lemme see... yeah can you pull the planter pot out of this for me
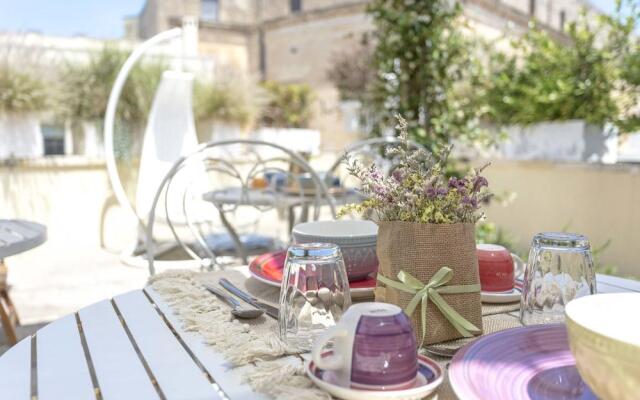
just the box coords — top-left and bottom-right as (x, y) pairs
(82, 120), (103, 157)
(499, 120), (617, 163)
(375, 221), (483, 345)
(0, 113), (43, 160)
(197, 120), (243, 142)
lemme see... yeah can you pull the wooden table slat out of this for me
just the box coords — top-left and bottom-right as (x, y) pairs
(0, 336), (31, 399)
(145, 287), (267, 400)
(78, 299), (160, 400)
(113, 290), (221, 400)
(37, 314), (95, 400)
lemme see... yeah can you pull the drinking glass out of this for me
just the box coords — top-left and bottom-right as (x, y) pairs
(520, 232), (596, 325)
(279, 243), (352, 351)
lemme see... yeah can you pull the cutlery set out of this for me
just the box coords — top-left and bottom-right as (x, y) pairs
(204, 279), (279, 320)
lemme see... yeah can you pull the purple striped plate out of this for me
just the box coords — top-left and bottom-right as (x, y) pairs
(449, 324), (597, 400)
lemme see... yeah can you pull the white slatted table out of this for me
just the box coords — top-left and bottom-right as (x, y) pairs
(0, 274), (638, 399)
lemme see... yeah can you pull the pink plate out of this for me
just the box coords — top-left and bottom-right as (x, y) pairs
(249, 250), (376, 298)
(449, 324), (596, 400)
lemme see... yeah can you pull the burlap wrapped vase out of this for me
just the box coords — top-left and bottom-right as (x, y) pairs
(375, 221), (483, 345)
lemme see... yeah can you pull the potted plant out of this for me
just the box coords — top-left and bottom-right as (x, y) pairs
(340, 116), (491, 345)
(0, 66), (48, 160)
(253, 81), (321, 158)
(194, 79), (253, 142)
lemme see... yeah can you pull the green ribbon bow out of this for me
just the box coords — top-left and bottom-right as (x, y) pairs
(377, 267), (481, 346)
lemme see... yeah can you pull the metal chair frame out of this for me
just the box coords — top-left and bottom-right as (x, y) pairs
(327, 136), (427, 177)
(146, 139), (336, 275)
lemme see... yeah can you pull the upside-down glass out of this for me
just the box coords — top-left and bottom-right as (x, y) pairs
(279, 243), (352, 351)
(520, 232), (596, 325)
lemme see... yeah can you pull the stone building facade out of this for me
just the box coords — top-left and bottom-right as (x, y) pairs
(127, 0), (594, 150)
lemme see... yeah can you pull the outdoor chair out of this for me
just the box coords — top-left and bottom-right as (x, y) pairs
(145, 139), (336, 275)
(102, 20), (205, 266)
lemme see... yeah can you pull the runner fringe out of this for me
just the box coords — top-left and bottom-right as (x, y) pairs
(244, 359), (331, 400)
(149, 270), (326, 400)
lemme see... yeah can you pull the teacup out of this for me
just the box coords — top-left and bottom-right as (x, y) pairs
(476, 244), (525, 292)
(311, 302), (417, 390)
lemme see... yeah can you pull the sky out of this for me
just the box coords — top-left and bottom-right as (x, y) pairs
(0, 0), (624, 39)
(0, 0), (146, 39)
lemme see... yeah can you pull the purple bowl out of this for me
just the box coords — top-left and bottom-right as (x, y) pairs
(351, 310), (418, 388)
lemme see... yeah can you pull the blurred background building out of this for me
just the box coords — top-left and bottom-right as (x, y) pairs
(127, 0), (594, 150)
(1, 0), (596, 158)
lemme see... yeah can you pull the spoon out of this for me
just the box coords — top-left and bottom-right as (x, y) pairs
(203, 284), (265, 319)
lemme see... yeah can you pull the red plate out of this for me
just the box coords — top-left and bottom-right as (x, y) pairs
(249, 250), (376, 298)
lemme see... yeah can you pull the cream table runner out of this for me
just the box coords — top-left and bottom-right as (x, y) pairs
(149, 267), (523, 400)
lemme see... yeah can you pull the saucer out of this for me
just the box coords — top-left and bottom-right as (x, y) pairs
(481, 287), (521, 303)
(306, 354), (443, 400)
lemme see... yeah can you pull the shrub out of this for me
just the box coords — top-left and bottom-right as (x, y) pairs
(193, 80), (252, 126)
(0, 67), (48, 114)
(259, 80), (313, 128)
(57, 46), (164, 124)
(366, 0), (489, 150)
(484, 3), (640, 133)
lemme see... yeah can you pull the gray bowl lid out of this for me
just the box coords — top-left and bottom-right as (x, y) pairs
(292, 220), (378, 246)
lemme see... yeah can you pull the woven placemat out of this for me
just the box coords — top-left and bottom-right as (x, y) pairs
(481, 301), (519, 315)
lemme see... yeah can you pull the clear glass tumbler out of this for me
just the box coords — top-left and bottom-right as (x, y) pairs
(278, 243), (352, 351)
(520, 232), (596, 325)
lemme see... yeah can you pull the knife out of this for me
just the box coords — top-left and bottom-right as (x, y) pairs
(219, 278), (279, 320)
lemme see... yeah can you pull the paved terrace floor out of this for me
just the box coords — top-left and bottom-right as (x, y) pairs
(0, 244), (148, 354)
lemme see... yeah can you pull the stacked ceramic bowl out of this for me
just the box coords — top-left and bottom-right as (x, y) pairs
(292, 220), (378, 281)
(565, 293), (640, 400)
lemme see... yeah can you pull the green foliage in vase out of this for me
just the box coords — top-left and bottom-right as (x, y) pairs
(484, 2), (640, 133)
(366, 0), (489, 150)
(259, 80), (313, 128)
(57, 46), (164, 124)
(340, 115), (492, 223)
(194, 80), (253, 126)
(0, 66), (48, 114)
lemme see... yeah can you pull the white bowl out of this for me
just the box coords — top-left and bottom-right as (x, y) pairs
(565, 293), (640, 400)
(292, 220), (378, 281)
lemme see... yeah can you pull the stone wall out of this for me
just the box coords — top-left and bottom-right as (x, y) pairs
(0, 158), (115, 249)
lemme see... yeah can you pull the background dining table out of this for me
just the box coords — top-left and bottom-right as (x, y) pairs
(203, 187), (362, 232)
(0, 268), (638, 400)
(0, 219), (47, 345)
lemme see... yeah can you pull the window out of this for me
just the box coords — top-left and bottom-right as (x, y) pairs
(290, 0), (302, 13)
(41, 124), (65, 156)
(201, 0), (219, 22)
(559, 10), (566, 29)
(529, 0), (536, 16)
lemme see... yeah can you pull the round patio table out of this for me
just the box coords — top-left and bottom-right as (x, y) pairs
(0, 272), (638, 400)
(0, 220), (47, 259)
